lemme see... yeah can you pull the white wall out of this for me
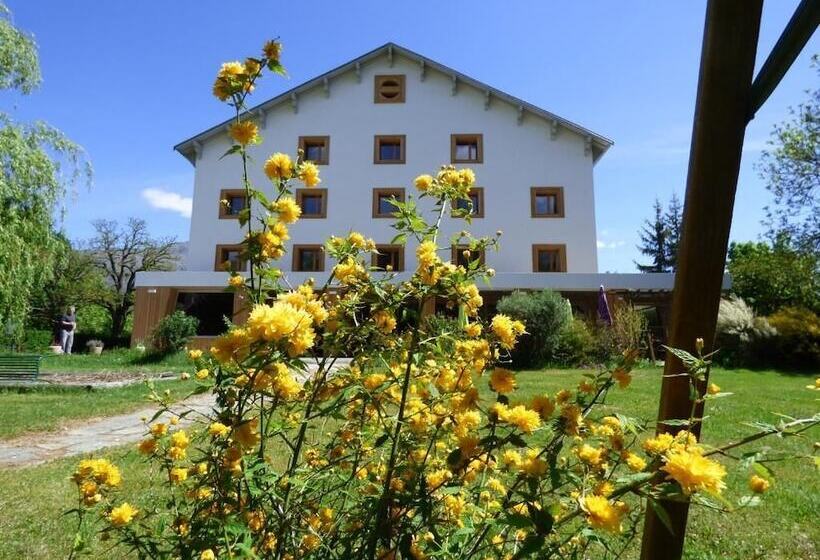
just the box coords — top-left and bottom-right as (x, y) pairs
(186, 53), (599, 274)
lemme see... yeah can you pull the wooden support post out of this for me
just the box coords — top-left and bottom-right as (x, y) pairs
(639, 2), (763, 559)
(420, 297), (436, 318)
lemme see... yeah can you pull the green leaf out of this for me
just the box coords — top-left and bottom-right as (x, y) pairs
(512, 534), (545, 558)
(501, 514), (532, 528)
(219, 145), (242, 160)
(649, 499), (675, 536)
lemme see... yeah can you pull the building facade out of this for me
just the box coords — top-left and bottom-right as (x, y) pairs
(133, 43), (688, 348)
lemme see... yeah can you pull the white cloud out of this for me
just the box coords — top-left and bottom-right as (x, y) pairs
(141, 188), (192, 218)
(597, 240), (625, 250)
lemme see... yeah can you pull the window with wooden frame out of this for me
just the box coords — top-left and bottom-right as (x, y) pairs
(371, 245), (405, 272)
(372, 188), (405, 218)
(374, 135), (406, 164)
(451, 134), (483, 163)
(298, 136), (330, 165)
(532, 244), (567, 272)
(530, 187), (565, 218)
(295, 188), (327, 218)
(292, 245), (325, 272)
(218, 189), (248, 219)
(453, 187), (484, 218)
(374, 75), (405, 103)
(214, 244), (247, 271)
(451, 244), (486, 268)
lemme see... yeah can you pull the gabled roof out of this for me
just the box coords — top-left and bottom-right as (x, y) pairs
(174, 42), (613, 164)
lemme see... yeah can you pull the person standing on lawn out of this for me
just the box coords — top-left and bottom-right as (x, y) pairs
(59, 306), (77, 354)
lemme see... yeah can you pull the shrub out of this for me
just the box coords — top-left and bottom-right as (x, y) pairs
(555, 317), (596, 366)
(714, 296), (775, 366)
(496, 289), (571, 367)
(20, 328), (53, 352)
(767, 307), (820, 369)
(68, 40), (818, 560)
(149, 311), (199, 355)
(592, 303), (648, 362)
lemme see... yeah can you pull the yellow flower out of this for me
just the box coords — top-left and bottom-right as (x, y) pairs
(491, 314), (525, 349)
(228, 275), (245, 288)
(464, 322), (482, 337)
(234, 418), (261, 449)
(209, 422), (230, 437)
(187, 349), (203, 360)
(262, 40), (281, 61)
(577, 444), (606, 468)
(169, 467), (189, 484)
(560, 404), (584, 436)
(109, 503), (138, 527)
(748, 474), (771, 493)
(415, 241), (441, 285)
(200, 549), (216, 560)
(373, 310), (397, 333)
(264, 152), (294, 181)
(642, 433), (674, 455)
(581, 495), (626, 533)
(624, 452), (647, 472)
(195, 368), (210, 380)
(137, 438), (157, 455)
(348, 231), (366, 248)
(489, 368), (516, 394)
(334, 258), (364, 285)
(301, 534), (321, 551)
(707, 383), (721, 395)
(520, 449), (547, 476)
(414, 174), (433, 192)
(363, 373), (387, 391)
(530, 395), (555, 419)
(244, 57), (261, 76)
(611, 368), (632, 388)
(661, 448), (726, 495)
(272, 197), (301, 224)
(298, 161), (321, 187)
(426, 468), (452, 490)
(168, 445), (187, 461)
(170, 430), (190, 449)
(212, 61), (244, 100)
(228, 120), (258, 145)
(149, 423), (168, 437)
(501, 405), (541, 434)
(246, 301), (316, 356)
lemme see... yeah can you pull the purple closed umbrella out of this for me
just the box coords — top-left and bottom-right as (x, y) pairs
(598, 285), (612, 326)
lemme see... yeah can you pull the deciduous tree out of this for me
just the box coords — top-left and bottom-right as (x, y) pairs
(0, 3), (90, 339)
(727, 239), (819, 315)
(89, 218), (178, 339)
(758, 55), (819, 253)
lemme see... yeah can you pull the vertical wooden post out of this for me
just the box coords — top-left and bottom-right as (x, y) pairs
(639, 1), (763, 559)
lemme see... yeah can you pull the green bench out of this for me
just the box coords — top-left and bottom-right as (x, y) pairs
(0, 354), (42, 383)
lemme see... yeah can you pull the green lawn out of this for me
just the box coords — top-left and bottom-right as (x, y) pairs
(39, 348), (190, 374)
(0, 379), (197, 440)
(0, 367), (816, 559)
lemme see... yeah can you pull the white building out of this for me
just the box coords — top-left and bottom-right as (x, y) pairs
(133, 43), (683, 347)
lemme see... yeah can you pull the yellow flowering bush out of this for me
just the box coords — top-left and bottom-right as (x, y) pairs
(69, 41), (820, 560)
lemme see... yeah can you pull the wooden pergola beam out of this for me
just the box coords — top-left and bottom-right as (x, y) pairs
(639, 1), (764, 559)
(748, 0), (820, 120)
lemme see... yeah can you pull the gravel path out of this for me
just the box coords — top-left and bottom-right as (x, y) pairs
(0, 394), (215, 469)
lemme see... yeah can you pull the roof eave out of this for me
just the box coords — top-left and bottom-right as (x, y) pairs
(174, 42), (614, 165)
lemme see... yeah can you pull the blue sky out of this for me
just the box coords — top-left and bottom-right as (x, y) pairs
(4, 1), (818, 272)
